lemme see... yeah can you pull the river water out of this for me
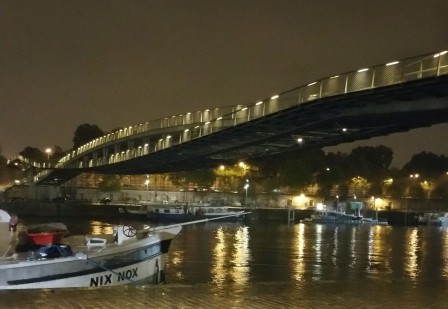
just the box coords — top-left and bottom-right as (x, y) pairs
(3, 217), (448, 308)
(11, 217), (448, 284)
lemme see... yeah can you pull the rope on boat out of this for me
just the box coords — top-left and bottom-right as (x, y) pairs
(148, 211), (252, 232)
(1, 245), (12, 258)
(76, 212), (251, 283)
(83, 256), (136, 284)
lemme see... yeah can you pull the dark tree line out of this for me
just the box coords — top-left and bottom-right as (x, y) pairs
(167, 146), (448, 201)
(0, 123), (104, 185)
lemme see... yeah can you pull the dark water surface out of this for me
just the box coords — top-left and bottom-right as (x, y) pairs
(14, 218), (448, 284)
(3, 217), (448, 308)
(166, 221), (448, 285)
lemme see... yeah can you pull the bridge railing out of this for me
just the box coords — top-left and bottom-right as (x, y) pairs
(36, 50), (448, 177)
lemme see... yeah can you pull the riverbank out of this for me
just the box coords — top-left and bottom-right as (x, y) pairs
(0, 201), (426, 225)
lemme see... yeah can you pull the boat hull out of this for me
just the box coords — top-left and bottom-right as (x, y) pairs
(1, 255), (166, 289)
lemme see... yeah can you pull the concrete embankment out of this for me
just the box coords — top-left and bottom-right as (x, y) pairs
(0, 202), (125, 218)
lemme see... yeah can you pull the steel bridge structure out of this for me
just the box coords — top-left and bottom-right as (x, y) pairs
(10, 50), (448, 185)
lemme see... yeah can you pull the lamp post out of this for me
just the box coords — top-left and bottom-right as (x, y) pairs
(154, 175), (158, 202)
(244, 179), (249, 207)
(144, 178), (150, 201)
(45, 148), (52, 161)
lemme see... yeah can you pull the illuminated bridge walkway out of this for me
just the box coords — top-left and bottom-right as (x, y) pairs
(13, 50), (448, 185)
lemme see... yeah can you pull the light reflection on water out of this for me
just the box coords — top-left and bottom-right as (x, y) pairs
(406, 228), (420, 279)
(88, 220), (115, 236)
(5, 218), (448, 288)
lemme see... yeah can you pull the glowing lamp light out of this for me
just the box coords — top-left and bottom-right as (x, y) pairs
(316, 203), (324, 211)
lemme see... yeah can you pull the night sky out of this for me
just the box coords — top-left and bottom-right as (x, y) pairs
(1, 1), (447, 167)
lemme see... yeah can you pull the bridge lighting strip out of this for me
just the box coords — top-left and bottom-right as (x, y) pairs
(386, 61), (399, 66)
(434, 51), (447, 57)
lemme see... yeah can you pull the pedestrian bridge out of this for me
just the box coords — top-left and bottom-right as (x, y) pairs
(11, 50), (448, 185)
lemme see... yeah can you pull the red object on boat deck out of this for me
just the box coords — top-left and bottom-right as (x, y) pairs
(26, 223), (68, 245)
(27, 231), (67, 245)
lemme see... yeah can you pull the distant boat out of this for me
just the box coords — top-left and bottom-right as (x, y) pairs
(419, 212), (448, 227)
(302, 208), (387, 225)
(118, 204), (152, 218)
(147, 202), (246, 222)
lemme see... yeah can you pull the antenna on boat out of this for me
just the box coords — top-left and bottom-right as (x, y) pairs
(148, 211), (251, 232)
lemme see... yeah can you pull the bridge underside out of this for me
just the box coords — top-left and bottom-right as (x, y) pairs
(41, 75), (448, 185)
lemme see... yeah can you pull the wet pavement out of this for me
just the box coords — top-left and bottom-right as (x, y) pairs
(2, 280), (448, 308)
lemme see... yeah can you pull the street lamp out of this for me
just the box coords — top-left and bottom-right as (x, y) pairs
(45, 148), (52, 161)
(371, 196), (379, 221)
(144, 178), (150, 201)
(244, 179), (249, 207)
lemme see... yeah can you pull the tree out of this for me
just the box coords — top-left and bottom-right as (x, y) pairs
(386, 178), (407, 199)
(214, 163), (250, 192)
(346, 146), (393, 181)
(317, 151), (349, 198)
(350, 176), (370, 197)
(97, 175), (122, 192)
(0, 152), (8, 184)
(72, 124), (104, 149)
(169, 169), (215, 190)
(19, 147), (45, 162)
(432, 177), (448, 199)
(408, 182), (426, 199)
(50, 146), (66, 162)
(278, 158), (313, 191)
(403, 152), (448, 179)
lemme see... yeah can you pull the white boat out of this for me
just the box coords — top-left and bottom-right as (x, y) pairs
(417, 213), (431, 225)
(0, 211), (181, 289)
(0, 209), (249, 290)
(118, 204), (152, 218)
(195, 205), (246, 221)
(426, 212), (448, 226)
(147, 202), (246, 222)
(302, 207), (387, 225)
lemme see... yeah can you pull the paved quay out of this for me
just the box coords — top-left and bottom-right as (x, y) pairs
(2, 280), (448, 309)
